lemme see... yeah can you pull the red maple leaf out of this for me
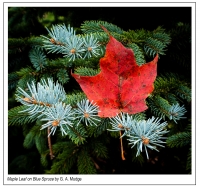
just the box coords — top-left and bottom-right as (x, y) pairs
(72, 32), (158, 118)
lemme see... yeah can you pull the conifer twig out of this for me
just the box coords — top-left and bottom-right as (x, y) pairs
(119, 130), (126, 160)
(91, 157), (100, 170)
(48, 127), (54, 159)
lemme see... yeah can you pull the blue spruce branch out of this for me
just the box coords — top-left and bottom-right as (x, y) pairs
(41, 24), (101, 61)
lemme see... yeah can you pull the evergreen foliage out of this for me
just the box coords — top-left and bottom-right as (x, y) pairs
(77, 148), (97, 174)
(8, 11), (191, 174)
(166, 131), (191, 148)
(8, 105), (37, 126)
(166, 123), (191, 173)
(81, 20), (124, 34)
(29, 47), (47, 71)
(168, 23), (191, 69)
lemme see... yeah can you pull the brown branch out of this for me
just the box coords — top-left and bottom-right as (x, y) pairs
(48, 127), (54, 160)
(119, 130), (126, 160)
(91, 158), (100, 170)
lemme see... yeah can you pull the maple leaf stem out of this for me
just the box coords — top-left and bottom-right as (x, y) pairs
(100, 25), (111, 36)
(119, 130), (126, 161)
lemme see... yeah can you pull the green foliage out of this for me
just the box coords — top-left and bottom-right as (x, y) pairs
(144, 27), (171, 57)
(81, 20), (124, 34)
(46, 142), (78, 174)
(166, 132), (191, 148)
(74, 67), (100, 76)
(186, 147), (191, 173)
(87, 118), (111, 137)
(29, 47), (47, 71)
(47, 154), (77, 174)
(8, 72), (20, 90)
(40, 153), (49, 168)
(8, 105), (37, 126)
(23, 130), (37, 149)
(8, 37), (44, 54)
(77, 148), (97, 174)
(166, 123), (191, 173)
(23, 121), (46, 149)
(131, 148), (145, 166)
(121, 26), (171, 57)
(147, 73), (191, 123)
(148, 96), (187, 123)
(148, 95), (171, 120)
(176, 85), (191, 102)
(122, 29), (148, 43)
(127, 43), (145, 65)
(8, 15), (191, 174)
(153, 73), (190, 96)
(168, 23), (191, 69)
(90, 139), (108, 159)
(35, 135), (48, 154)
(64, 92), (86, 107)
(67, 124), (88, 145)
(87, 32), (109, 45)
(131, 112), (147, 121)
(56, 69), (70, 84)
(52, 141), (76, 156)
(144, 37), (167, 56)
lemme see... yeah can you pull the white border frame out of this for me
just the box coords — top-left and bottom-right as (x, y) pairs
(2, 1), (198, 186)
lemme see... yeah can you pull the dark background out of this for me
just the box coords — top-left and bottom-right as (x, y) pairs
(56, 7), (191, 30)
(8, 7), (191, 36)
